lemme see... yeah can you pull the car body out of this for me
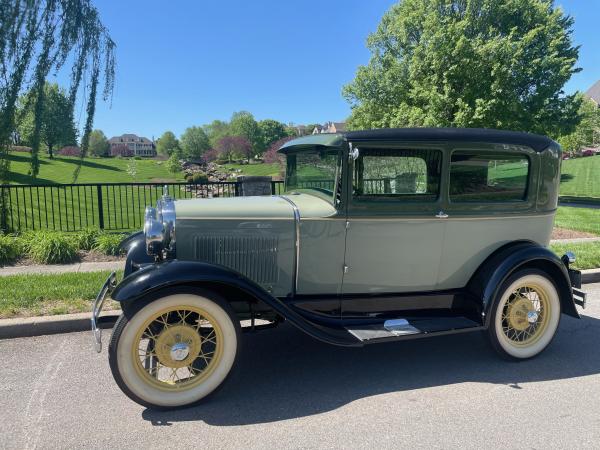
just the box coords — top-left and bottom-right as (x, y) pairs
(93, 128), (586, 409)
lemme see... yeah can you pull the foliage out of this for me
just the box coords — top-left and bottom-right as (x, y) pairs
(263, 136), (294, 165)
(557, 97), (600, 153)
(230, 111), (261, 157)
(186, 172), (209, 184)
(0, 270), (122, 319)
(88, 129), (110, 156)
(9, 146), (31, 153)
(180, 126), (210, 159)
(110, 144), (134, 157)
(0, 234), (20, 265)
(94, 232), (126, 256)
(343, 0), (581, 137)
(156, 131), (180, 156)
(58, 146), (82, 157)
(203, 120), (231, 148)
(126, 159), (138, 180)
(0, 0), (115, 184)
(201, 148), (220, 164)
(257, 119), (291, 154)
(74, 228), (101, 251)
(215, 136), (252, 163)
(166, 153), (181, 174)
(27, 232), (78, 264)
(17, 83), (78, 159)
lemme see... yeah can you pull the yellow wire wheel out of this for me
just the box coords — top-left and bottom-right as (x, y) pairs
(110, 293), (239, 408)
(492, 271), (560, 359)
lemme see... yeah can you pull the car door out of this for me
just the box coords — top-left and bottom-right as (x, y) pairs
(341, 143), (447, 317)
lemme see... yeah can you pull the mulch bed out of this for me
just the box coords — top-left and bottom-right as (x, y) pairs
(551, 227), (599, 240)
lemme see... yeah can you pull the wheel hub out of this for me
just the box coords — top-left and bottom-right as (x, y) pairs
(507, 297), (536, 331)
(155, 324), (201, 369)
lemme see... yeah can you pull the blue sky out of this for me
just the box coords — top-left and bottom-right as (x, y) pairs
(55, 0), (600, 140)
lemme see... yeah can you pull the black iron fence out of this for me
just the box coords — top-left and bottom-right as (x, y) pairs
(0, 180), (285, 232)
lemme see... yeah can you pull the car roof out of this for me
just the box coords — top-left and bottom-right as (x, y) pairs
(279, 128), (556, 153)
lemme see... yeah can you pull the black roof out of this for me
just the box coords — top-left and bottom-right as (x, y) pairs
(344, 128), (555, 152)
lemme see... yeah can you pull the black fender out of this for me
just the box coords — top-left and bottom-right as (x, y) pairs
(119, 231), (154, 277)
(111, 259), (361, 347)
(468, 241), (579, 327)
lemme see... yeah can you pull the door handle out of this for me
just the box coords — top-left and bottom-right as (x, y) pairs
(435, 211), (449, 219)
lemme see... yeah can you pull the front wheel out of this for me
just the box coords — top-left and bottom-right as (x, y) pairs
(488, 269), (561, 360)
(108, 292), (240, 409)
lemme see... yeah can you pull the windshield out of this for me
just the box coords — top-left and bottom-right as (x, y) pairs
(284, 148), (341, 203)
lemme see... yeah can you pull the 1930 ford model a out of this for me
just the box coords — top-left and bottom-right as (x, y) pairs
(93, 128), (586, 409)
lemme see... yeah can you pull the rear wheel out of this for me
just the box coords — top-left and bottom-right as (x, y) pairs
(488, 269), (561, 360)
(108, 292), (240, 409)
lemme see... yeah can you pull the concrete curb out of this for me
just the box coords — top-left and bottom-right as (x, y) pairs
(0, 260), (125, 277)
(582, 269), (600, 285)
(0, 310), (120, 340)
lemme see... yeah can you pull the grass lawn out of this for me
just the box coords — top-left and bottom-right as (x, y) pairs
(560, 156), (600, 198)
(555, 207), (600, 235)
(549, 242), (600, 270)
(220, 162), (282, 178)
(6, 152), (185, 185)
(0, 270), (122, 319)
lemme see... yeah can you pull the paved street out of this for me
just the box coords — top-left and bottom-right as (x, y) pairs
(2, 285), (600, 450)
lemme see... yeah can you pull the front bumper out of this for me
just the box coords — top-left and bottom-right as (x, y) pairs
(91, 271), (118, 353)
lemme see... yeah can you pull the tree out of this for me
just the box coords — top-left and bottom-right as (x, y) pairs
(263, 136), (294, 164)
(557, 97), (600, 153)
(18, 83), (78, 158)
(343, 0), (582, 137)
(156, 131), (180, 156)
(203, 120), (230, 148)
(88, 130), (110, 156)
(166, 153), (180, 174)
(180, 126), (210, 159)
(0, 0), (115, 180)
(258, 119), (291, 153)
(215, 136), (252, 163)
(230, 111), (261, 155)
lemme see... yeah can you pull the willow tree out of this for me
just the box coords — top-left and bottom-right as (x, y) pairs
(0, 0), (116, 183)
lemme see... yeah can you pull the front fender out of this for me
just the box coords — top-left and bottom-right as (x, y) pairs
(112, 260), (360, 347)
(468, 241), (579, 326)
(119, 231), (154, 277)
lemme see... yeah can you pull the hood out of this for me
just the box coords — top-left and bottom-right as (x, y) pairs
(174, 193), (337, 220)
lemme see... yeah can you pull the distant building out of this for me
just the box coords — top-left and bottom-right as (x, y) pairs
(585, 80), (600, 106)
(108, 134), (156, 157)
(312, 121), (347, 135)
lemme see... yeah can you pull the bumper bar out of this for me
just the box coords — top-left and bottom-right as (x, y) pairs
(91, 271), (117, 353)
(573, 288), (587, 309)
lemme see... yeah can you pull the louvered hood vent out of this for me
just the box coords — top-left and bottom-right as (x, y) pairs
(193, 234), (279, 284)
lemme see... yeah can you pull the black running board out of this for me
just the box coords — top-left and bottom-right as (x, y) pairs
(345, 316), (483, 343)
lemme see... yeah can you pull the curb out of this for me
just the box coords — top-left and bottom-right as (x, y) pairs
(2, 272), (600, 340)
(0, 310), (120, 340)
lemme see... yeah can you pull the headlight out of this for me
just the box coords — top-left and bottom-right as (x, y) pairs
(143, 188), (176, 257)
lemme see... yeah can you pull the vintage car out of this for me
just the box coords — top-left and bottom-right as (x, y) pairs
(93, 128), (587, 409)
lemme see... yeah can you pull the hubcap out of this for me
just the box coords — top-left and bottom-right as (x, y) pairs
(501, 284), (550, 347)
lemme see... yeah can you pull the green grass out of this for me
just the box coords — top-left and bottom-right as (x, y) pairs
(555, 206), (600, 235)
(0, 270), (122, 318)
(220, 162), (282, 178)
(560, 156), (600, 198)
(6, 152), (185, 185)
(550, 242), (600, 270)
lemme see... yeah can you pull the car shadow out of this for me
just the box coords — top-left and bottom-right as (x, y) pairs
(142, 313), (600, 427)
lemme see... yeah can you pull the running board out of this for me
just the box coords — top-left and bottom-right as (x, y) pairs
(346, 316), (482, 343)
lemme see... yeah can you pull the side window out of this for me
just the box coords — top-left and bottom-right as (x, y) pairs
(449, 152), (529, 202)
(353, 148), (442, 202)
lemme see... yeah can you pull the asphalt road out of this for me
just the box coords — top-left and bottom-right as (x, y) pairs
(2, 286), (600, 450)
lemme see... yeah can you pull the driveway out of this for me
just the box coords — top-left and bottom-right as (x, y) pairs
(2, 284), (600, 449)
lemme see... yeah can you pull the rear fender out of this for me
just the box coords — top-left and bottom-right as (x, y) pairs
(111, 260), (360, 347)
(467, 241), (579, 327)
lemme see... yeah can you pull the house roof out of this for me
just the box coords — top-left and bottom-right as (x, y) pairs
(279, 128), (556, 153)
(585, 80), (600, 104)
(108, 134), (153, 143)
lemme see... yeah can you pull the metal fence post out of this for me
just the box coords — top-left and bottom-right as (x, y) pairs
(96, 184), (105, 229)
(0, 185), (7, 232)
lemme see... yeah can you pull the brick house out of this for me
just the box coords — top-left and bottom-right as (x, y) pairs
(108, 134), (156, 157)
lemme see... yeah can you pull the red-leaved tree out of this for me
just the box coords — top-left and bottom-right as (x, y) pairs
(263, 136), (293, 164)
(201, 148), (219, 164)
(215, 136), (252, 163)
(110, 144), (134, 157)
(58, 146), (82, 157)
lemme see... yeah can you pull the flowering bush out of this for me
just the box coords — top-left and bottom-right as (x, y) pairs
(58, 146), (82, 156)
(110, 144), (134, 157)
(201, 148), (219, 164)
(263, 136), (293, 164)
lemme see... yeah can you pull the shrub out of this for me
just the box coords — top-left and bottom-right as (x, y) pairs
(94, 232), (126, 256)
(0, 234), (20, 265)
(186, 172), (208, 184)
(75, 228), (101, 251)
(58, 146), (82, 156)
(110, 144), (134, 157)
(28, 231), (78, 264)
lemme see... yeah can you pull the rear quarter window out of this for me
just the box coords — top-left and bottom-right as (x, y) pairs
(449, 152), (529, 202)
